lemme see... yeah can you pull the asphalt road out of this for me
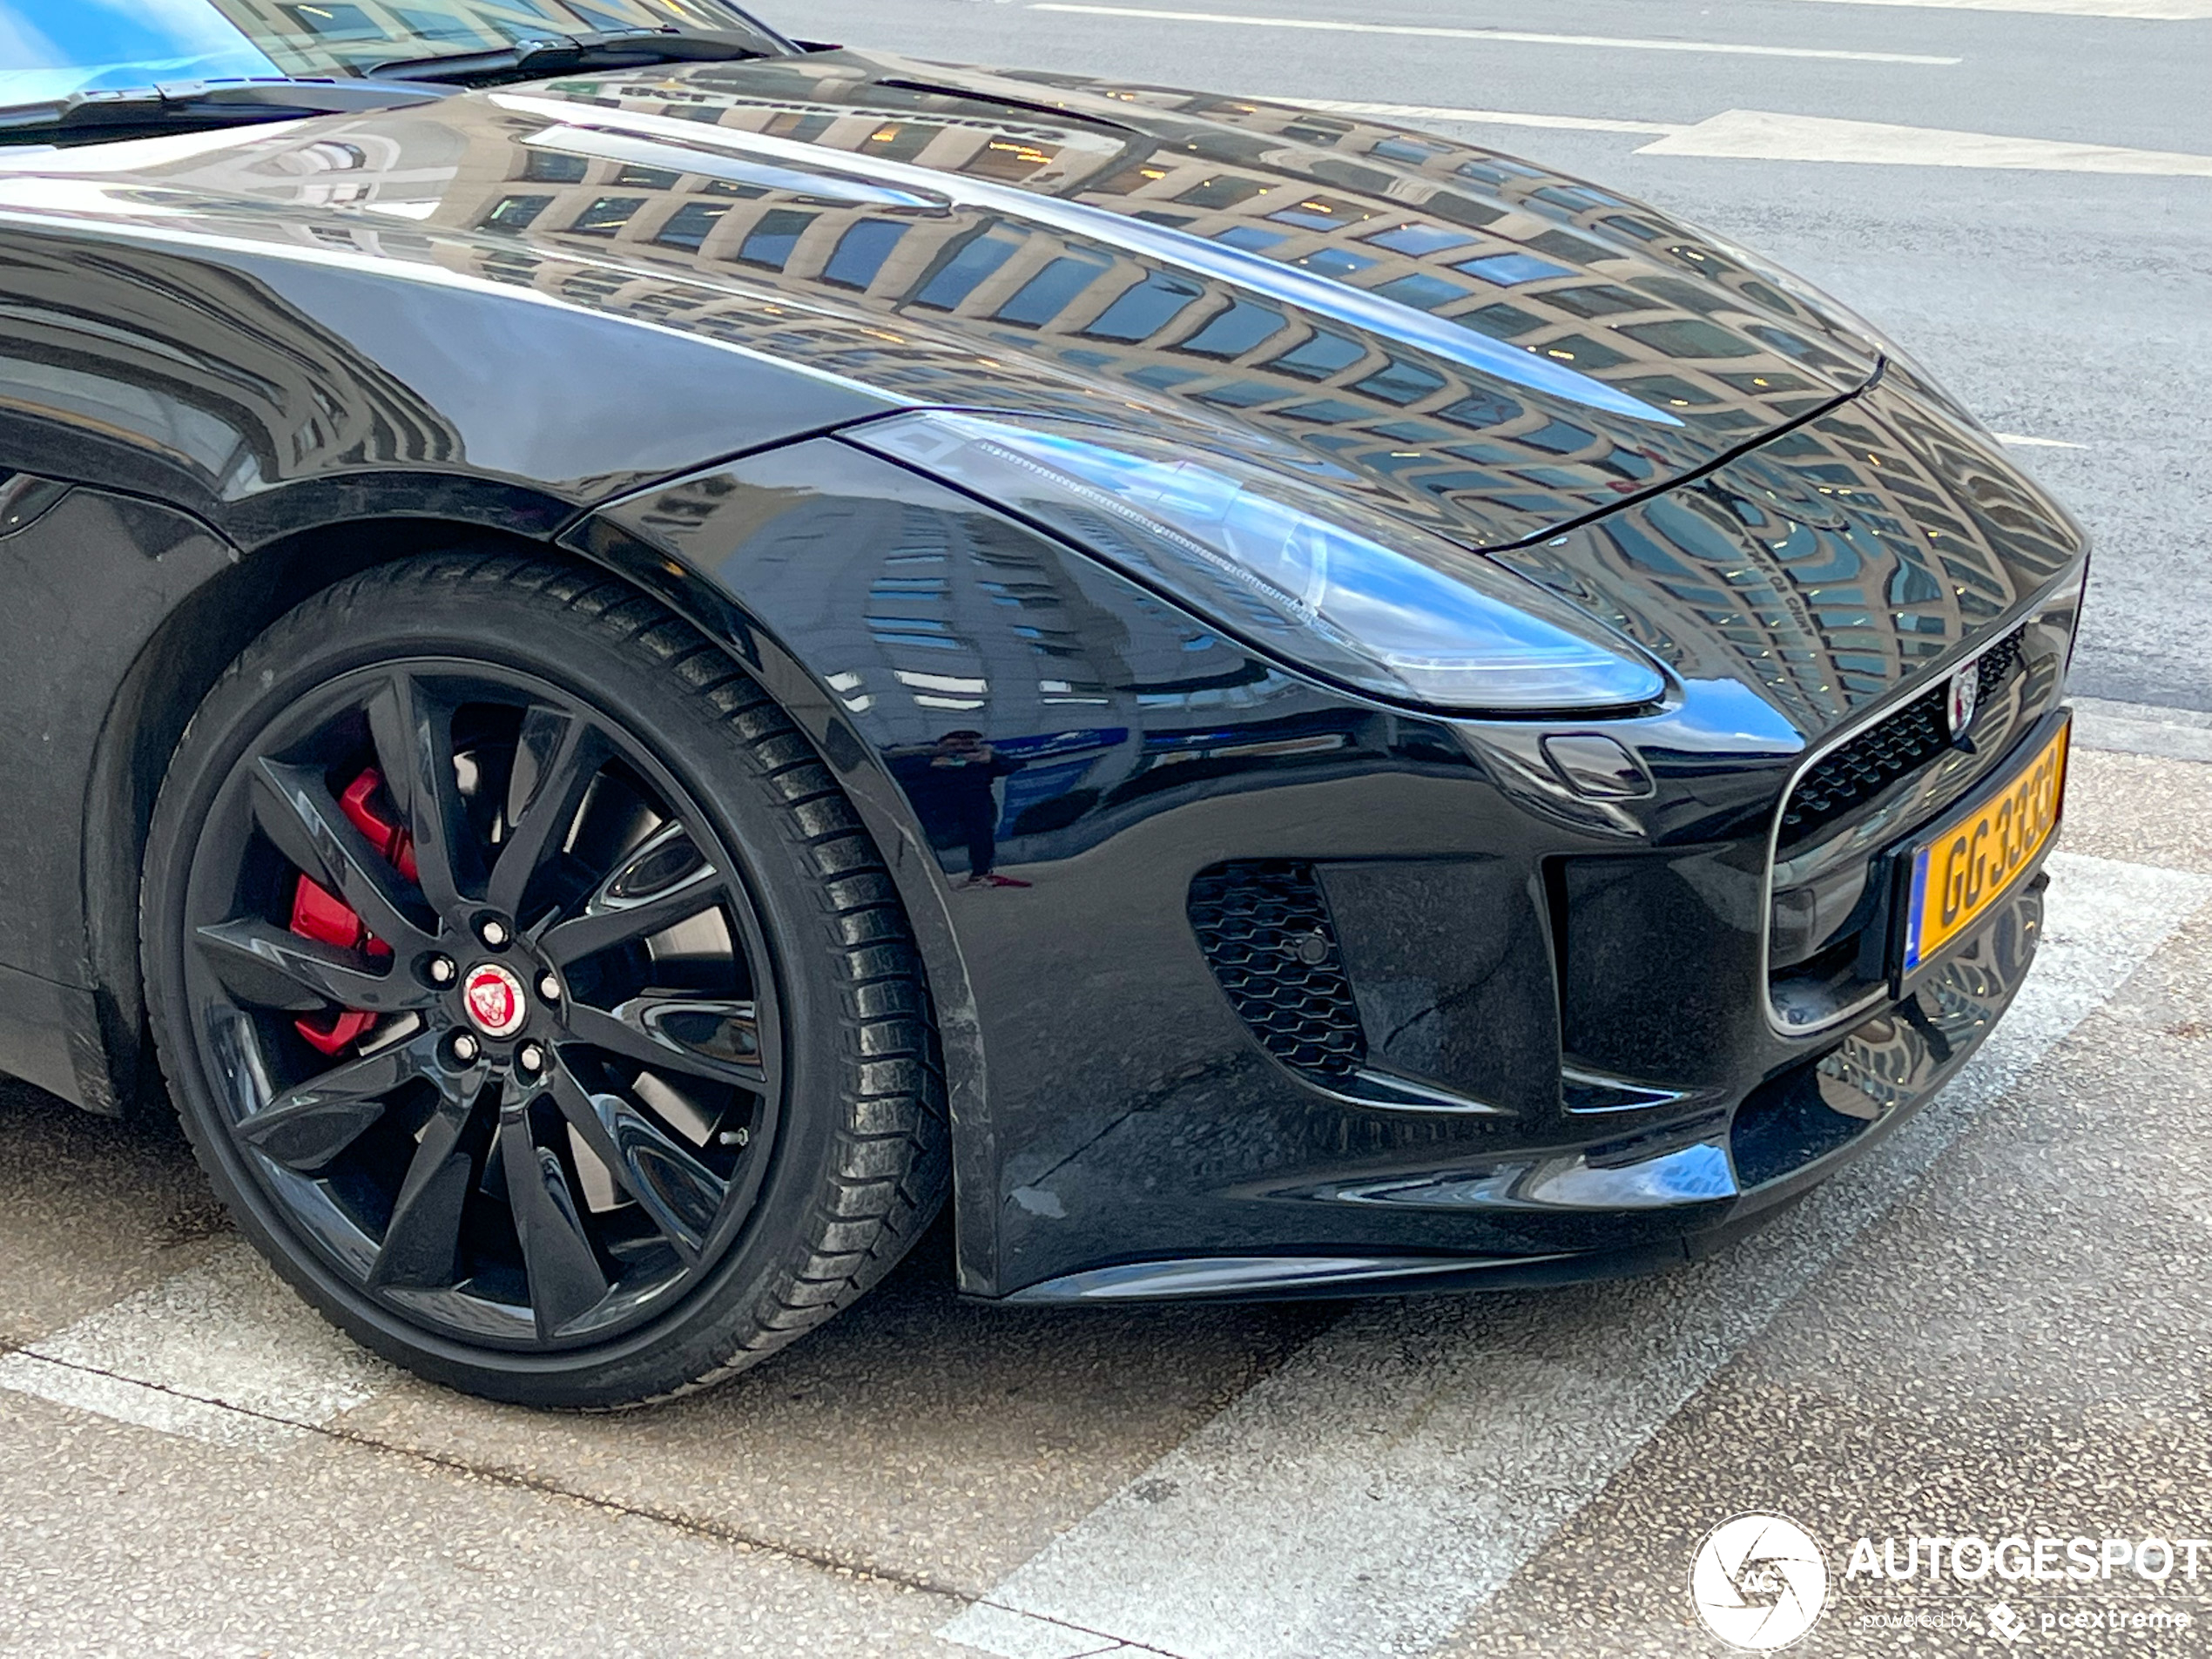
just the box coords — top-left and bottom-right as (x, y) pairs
(5, 5), (2212, 1656)
(751, 0), (2212, 716)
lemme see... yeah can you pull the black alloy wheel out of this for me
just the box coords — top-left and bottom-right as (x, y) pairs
(142, 555), (948, 1406)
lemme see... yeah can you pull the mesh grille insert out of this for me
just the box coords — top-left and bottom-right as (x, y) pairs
(1188, 861), (1365, 1082)
(1777, 625), (2026, 850)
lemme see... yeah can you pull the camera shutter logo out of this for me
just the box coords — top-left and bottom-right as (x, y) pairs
(1689, 1514), (1830, 1650)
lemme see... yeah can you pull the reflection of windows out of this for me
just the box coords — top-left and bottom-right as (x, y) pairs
(1264, 330), (1366, 381)
(1268, 195), (1371, 231)
(1277, 397), (1370, 423)
(736, 209), (815, 269)
(962, 138), (1061, 182)
(1526, 229), (1608, 263)
(654, 200), (730, 252)
(1518, 418), (1599, 455)
(1366, 222), (1477, 258)
(1548, 284), (1649, 320)
(994, 253), (1111, 326)
(1352, 358), (1446, 406)
(1176, 175), (1265, 209)
(1372, 273), (1462, 311)
(1456, 252), (1573, 287)
(393, 8), (482, 41)
(765, 112), (834, 142)
(1457, 302), (1541, 339)
(1088, 164), (1169, 196)
(1532, 185), (1620, 212)
(1457, 157), (1545, 185)
(523, 150), (589, 185)
(481, 194), (551, 231)
(1294, 246), (1374, 278)
(913, 233), (1021, 309)
(616, 165), (682, 190)
(1619, 374), (1717, 408)
(1178, 300), (1286, 359)
(822, 220), (910, 290)
(1530, 334), (1629, 371)
(1619, 318), (1759, 359)
(1438, 389), (1521, 428)
(1082, 272), (1202, 341)
(1372, 136), (1451, 164)
(1213, 224), (1286, 253)
(1716, 369), (1813, 395)
(1192, 381), (1278, 408)
(861, 123), (935, 163)
(569, 196), (645, 236)
(280, 3), (377, 39)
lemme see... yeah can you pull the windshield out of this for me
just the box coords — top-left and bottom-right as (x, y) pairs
(0, 0), (790, 105)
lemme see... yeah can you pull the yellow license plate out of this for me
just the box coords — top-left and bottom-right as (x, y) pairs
(1902, 719), (2070, 973)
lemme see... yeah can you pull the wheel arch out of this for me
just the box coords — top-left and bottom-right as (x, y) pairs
(79, 501), (988, 1285)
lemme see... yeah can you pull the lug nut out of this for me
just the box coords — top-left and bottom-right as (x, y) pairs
(452, 1032), (481, 1064)
(427, 954), (455, 985)
(536, 972), (562, 1002)
(478, 917), (510, 948)
(516, 1041), (545, 1076)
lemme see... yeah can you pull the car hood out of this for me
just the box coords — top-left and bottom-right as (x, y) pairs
(0, 48), (1895, 556)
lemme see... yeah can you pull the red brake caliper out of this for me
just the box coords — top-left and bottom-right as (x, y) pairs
(288, 769), (418, 1056)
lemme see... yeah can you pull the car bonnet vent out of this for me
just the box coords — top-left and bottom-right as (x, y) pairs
(1188, 860), (1365, 1082)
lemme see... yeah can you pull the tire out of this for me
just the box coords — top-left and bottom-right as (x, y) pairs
(140, 551), (948, 1407)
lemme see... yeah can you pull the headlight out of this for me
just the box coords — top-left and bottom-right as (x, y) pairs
(846, 411), (1667, 714)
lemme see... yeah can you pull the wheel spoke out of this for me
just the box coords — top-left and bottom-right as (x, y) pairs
(546, 1063), (727, 1264)
(367, 671), (478, 917)
(563, 995), (767, 1089)
(538, 820), (725, 967)
(251, 759), (436, 953)
(232, 1029), (438, 1170)
(499, 1108), (610, 1338)
(368, 1068), (490, 1290)
(487, 705), (608, 921)
(195, 920), (432, 1015)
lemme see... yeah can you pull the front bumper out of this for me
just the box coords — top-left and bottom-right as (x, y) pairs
(1007, 860), (2045, 1303)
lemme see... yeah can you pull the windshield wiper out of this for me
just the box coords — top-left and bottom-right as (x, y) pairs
(0, 78), (455, 140)
(368, 27), (774, 86)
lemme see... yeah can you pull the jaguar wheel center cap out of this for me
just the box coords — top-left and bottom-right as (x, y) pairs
(461, 961), (529, 1039)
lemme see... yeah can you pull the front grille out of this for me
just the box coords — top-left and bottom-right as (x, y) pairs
(1188, 860), (1366, 1082)
(1777, 625), (2025, 849)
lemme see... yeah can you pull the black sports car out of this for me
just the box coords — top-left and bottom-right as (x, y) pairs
(0, 0), (2082, 1406)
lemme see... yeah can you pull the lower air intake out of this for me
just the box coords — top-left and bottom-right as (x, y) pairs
(1188, 860), (1365, 1083)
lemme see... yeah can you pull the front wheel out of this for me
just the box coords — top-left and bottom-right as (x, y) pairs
(140, 553), (947, 1407)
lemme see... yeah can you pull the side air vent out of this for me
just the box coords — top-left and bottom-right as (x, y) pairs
(1777, 624), (2025, 850)
(1188, 860), (1365, 1083)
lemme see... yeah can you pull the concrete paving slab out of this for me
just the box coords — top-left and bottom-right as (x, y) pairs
(0, 1386), (967, 1659)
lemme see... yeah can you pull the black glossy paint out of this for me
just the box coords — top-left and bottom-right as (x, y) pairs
(0, 42), (2087, 1302)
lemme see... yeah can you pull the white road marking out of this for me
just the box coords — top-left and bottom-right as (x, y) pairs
(1638, 109), (2212, 175)
(1993, 431), (2088, 447)
(0, 1240), (390, 1452)
(944, 852), (2211, 1659)
(2072, 698), (2212, 763)
(1783, 0), (2212, 18)
(1280, 98), (2205, 179)
(1029, 5), (1963, 63)
(1294, 98), (1682, 136)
